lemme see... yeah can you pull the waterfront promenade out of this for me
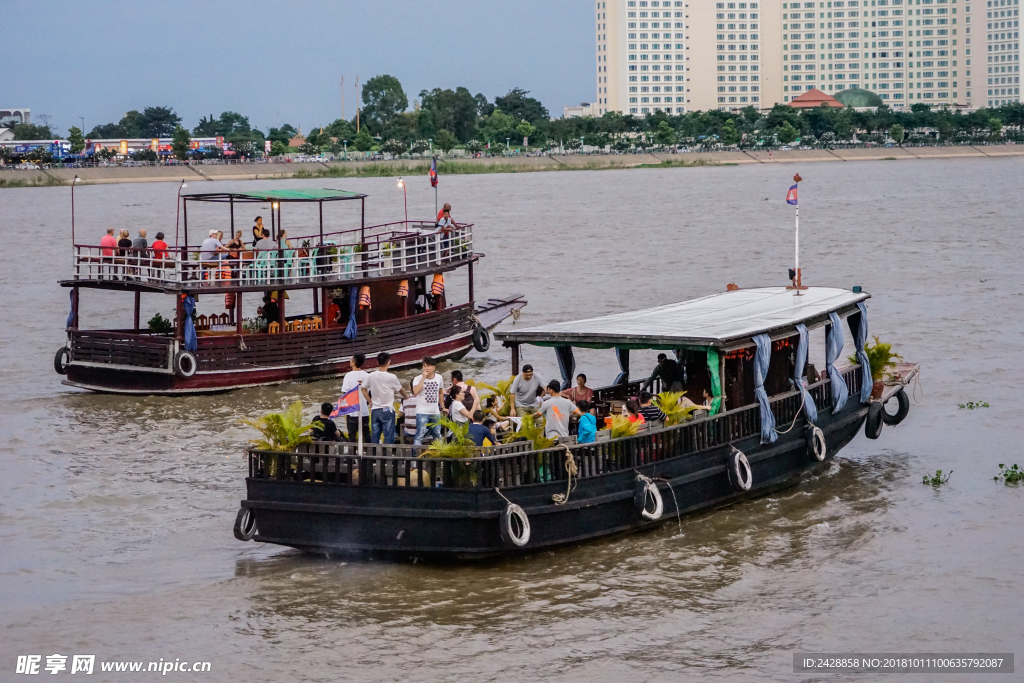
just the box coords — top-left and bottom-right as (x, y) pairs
(4, 143), (1024, 186)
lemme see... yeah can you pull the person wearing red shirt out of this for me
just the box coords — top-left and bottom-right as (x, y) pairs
(151, 232), (169, 260)
(99, 227), (117, 256)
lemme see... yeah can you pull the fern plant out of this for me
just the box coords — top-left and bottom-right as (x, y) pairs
(421, 415), (475, 459)
(503, 412), (557, 450)
(242, 401), (314, 452)
(654, 391), (702, 426)
(848, 335), (904, 381)
(468, 376), (515, 416)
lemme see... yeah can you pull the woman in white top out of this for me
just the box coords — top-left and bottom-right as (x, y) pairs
(447, 384), (478, 424)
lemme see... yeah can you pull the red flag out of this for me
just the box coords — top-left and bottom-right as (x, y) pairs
(429, 156), (438, 187)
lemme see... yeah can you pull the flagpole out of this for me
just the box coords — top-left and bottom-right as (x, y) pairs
(791, 172), (803, 295)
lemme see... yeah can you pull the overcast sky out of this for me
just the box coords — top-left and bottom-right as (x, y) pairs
(6, 0), (594, 135)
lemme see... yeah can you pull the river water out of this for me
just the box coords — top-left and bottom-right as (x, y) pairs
(1, 159), (1022, 681)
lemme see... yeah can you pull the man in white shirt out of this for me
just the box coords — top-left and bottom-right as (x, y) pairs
(361, 352), (409, 444)
(412, 356), (445, 445)
(200, 230), (226, 263)
(340, 352), (370, 441)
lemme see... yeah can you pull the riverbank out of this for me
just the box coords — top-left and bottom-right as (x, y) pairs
(3, 143), (1023, 187)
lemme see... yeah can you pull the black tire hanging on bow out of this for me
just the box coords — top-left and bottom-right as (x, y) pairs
(865, 401), (884, 439)
(499, 503), (530, 547)
(233, 507), (257, 541)
(472, 325), (490, 353)
(54, 346), (70, 375)
(881, 388), (910, 426)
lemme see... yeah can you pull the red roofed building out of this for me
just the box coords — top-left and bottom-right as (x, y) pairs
(787, 88), (845, 109)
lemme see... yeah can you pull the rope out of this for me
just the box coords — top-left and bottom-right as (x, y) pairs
(773, 400), (806, 435)
(493, 487), (514, 506)
(510, 307), (522, 324)
(237, 334), (248, 351)
(655, 477), (683, 535)
(551, 444), (578, 505)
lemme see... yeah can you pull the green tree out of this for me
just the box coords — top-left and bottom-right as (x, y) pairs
(266, 124), (298, 145)
(418, 87), (483, 142)
(270, 140), (287, 156)
(361, 75), (409, 134)
(171, 125), (191, 160)
(380, 138), (408, 155)
(655, 120), (677, 146)
(434, 128), (458, 153)
(776, 121), (799, 144)
(494, 88), (549, 125)
(139, 106), (181, 137)
(352, 128), (374, 151)
(67, 126), (85, 153)
(721, 118), (740, 145)
(889, 123), (904, 145)
(988, 117), (1003, 140)
(477, 109), (517, 146)
(516, 120), (537, 146)
(11, 122), (55, 140)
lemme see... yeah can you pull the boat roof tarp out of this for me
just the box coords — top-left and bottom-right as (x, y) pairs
(494, 286), (870, 350)
(184, 189), (366, 202)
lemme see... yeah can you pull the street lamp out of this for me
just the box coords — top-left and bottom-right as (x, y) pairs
(343, 140), (348, 160)
(78, 116), (85, 134)
(174, 180), (188, 247)
(506, 137), (510, 155)
(429, 138), (433, 153)
(397, 177), (408, 224)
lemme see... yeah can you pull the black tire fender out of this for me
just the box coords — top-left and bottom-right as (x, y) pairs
(728, 448), (753, 492)
(806, 425), (827, 462)
(233, 507), (257, 541)
(634, 476), (664, 521)
(174, 350), (198, 378)
(54, 347), (70, 375)
(865, 401), (884, 439)
(472, 325), (490, 353)
(499, 503), (530, 547)
(881, 388), (910, 426)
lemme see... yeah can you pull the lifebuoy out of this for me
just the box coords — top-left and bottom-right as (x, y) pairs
(881, 388), (910, 426)
(233, 507), (257, 541)
(499, 503), (531, 547)
(472, 325), (490, 353)
(865, 401), (884, 439)
(634, 476), (664, 520)
(806, 425), (827, 462)
(54, 347), (70, 375)
(174, 350), (197, 378)
(728, 448), (753, 492)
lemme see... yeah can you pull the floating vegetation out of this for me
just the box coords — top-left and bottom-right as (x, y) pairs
(958, 401), (990, 410)
(922, 470), (952, 486)
(994, 464), (1024, 484)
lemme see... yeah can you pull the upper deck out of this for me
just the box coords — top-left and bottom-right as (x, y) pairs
(62, 188), (475, 293)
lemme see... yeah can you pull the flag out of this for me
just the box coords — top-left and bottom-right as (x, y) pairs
(330, 387), (360, 418)
(429, 156), (438, 187)
(786, 184), (798, 206)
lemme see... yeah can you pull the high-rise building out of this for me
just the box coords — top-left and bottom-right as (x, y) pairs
(594, 0), (998, 114)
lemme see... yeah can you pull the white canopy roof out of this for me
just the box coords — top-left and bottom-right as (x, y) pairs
(494, 286), (869, 350)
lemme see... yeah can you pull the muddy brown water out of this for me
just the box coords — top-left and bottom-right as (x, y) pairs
(1, 159), (1022, 681)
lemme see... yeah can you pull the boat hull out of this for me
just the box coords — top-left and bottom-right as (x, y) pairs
(240, 398), (869, 559)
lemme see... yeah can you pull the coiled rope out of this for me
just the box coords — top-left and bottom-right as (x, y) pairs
(551, 444), (578, 505)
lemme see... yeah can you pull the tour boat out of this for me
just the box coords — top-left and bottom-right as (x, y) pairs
(55, 188), (525, 394)
(231, 285), (918, 559)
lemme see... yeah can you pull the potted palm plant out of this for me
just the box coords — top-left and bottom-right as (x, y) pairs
(421, 415), (477, 487)
(848, 335), (904, 399)
(242, 401), (314, 477)
(654, 391), (702, 426)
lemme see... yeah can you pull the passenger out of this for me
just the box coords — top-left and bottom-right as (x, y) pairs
(436, 202), (453, 222)
(117, 229), (133, 257)
(509, 364), (542, 417)
(151, 232), (169, 260)
(100, 227), (117, 256)
(361, 352), (409, 445)
(412, 356), (445, 445)
(400, 379), (419, 444)
(642, 353), (686, 392)
(200, 229), (226, 263)
(576, 400), (597, 444)
(311, 402), (342, 441)
(447, 384), (479, 426)
(225, 230), (244, 258)
(450, 369), (478, 403)
(638, 391), (667, 423)
(278, 229), (292, 249)
(132, 228), (149, 255)
(340, 352), (370, 441)
(251, 216), (265, 246)
(562, 373), (594, 404)
(539, 379), (581, 439)
(255, 229), (277, 251)
(468, 410), (494, 447)
(624, 399), (645, 424)
(679, 389), (714, 411)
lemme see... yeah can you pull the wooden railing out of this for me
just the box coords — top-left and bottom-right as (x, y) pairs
(247, 365), (864, 489)
(68, 329), (173, 370)
(70, 222), (473, 289)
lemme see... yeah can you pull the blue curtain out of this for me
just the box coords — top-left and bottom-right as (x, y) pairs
(66, 289), (76, 329)
(613, 348), (629, 385)
(793, 323), (818, 423)
(555, 346), (575, 391)
(848, 302), (871, 403)
(753, 334), (777, 444)
(344, 285), (358, 340)
(826, 312), (849, 414)
(183, 295), (198, 352)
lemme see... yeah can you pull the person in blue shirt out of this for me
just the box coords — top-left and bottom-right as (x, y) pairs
(576, 400), (597, 444)
(467, 410), (494, 447)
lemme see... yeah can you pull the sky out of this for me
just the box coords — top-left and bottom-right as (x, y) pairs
(5, 0), (594, 136)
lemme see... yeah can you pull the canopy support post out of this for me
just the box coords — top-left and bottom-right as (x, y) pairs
(506, 342), (520, 376)
(468, 260), (475, 304)
(182, 198), (189, 251)
(236, 292), (243, 335)
(133, 291), (141, 332)
(270, 206), (276, 242)
(71, 287), (79, 329)
(229, 197), (235, 238)
(175, 294), (184, 343)
(319, 200), (324, 244)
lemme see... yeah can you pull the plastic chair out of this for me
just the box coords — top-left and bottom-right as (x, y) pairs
(268, 321), (280, 334)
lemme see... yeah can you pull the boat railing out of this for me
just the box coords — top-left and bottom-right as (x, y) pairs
(70, 222), (473, 288)
(246, 366), (864, 489)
